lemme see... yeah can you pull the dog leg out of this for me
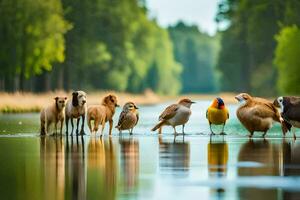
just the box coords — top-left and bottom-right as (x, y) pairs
(87, 116), (93, 134)
(100, 119), (105, 136)
(60, 119), (63, 135)
(80, 115), (85, 135)
(45, 114), (49, 135)
(94, 119), (99, 135)
(71, 118), (74, 136)
(109, 120), (113, 136)
(65, 116), (69, 135)
(76, 118), (80, 135)
(54, 122), (58, 136)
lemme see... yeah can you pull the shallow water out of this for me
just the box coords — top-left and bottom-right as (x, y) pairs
(0, 100), (299, 200)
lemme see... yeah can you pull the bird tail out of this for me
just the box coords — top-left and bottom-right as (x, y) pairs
(151, 121), (165, 132)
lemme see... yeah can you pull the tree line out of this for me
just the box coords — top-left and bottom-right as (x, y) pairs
(0, 0), (218, 95)
(216, 0), (300, 95)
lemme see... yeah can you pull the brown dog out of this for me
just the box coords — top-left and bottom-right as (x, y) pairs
(87, 94), (119, 136)
(40, 96), (67, 135)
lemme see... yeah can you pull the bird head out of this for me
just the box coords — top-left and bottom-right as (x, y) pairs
(211, 97), (225, 109)
(235, 93), (252, 104)
(178, 98), (195, 108)
(123, 102), (139, 112)
(273, 96), (284, 111)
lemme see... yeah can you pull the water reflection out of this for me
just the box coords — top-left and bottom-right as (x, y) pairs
(207, 140), (228, 198)
(237, 140), (280, 199)
(238, 140), (281, 176)
(87, 137), (117, 200)
(40, 137), (65, 200)
(159, 136), (190, 175)
(119, 138), (139, 195)
(282, 140), (300, 199)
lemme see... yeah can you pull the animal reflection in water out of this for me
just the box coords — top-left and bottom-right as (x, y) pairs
(281, 140), (300, 199)
(65, 136), (86, 200)
(237, 140), (300, 199)
(87, 137), (117, 200)
(120, 138), (139, 192)
(207, 140), (228, 198)
(40, 137), (65, 200)
(159, 136), (190, 175)
(40, 136), (87, 200)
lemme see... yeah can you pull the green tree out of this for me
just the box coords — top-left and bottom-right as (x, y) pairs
(274, 25), (300, 94)
(0, 0), (70, 91)
(168, 22), (220, 93)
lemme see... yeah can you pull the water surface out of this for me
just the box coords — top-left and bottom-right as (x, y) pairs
(0, 100), (299, 200)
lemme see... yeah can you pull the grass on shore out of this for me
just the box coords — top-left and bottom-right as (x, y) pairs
(0, 90), (238, 113)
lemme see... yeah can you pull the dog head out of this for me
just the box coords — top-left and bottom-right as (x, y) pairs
(72, 91), (87, 107)
(103, 94), (119, 108)
(55, 96), (67, 110)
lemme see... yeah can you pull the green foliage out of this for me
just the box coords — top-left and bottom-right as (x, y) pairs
(62, 0), (182, 94)
(168, 22), (220, 93)
(0, 0), (70, 90)
(274, 25), (300, 94)
(216, 0), (300, 95)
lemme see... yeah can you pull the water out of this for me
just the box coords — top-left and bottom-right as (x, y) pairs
(0, 100), (299, 200)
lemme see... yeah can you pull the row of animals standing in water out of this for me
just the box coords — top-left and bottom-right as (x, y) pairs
(40, 90), (300, 139)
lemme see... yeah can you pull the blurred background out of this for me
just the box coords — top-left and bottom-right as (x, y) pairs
(0, 0), (299, 96)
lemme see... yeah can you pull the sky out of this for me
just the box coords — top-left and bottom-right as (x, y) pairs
(146, 0), (219, 36)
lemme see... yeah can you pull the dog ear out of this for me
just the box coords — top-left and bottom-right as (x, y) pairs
(72, 92), (79, 106)
(54, 97), (59, 101)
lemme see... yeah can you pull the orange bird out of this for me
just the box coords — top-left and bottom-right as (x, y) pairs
(206, 97), (229, 135)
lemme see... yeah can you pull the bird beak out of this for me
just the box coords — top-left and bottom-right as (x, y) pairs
(135, 106), (139, 109)
(235, 95), (243, 102)
(191, 101), (196, 104)
(116, 104), (120, 107)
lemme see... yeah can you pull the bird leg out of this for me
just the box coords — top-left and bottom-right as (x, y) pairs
(262, 131), (267, 138)
(182, 124), (185, 135)
(209, 123), (215, 135)
(173, 126), (177, 137)
(158, 127), (162, 135)
(129, 128), (133, 135)
(220, 124), (226, 135)
(293, 128), (297, 140)
(248, 132), (254, 138)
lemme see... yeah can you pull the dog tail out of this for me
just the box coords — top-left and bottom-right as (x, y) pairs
(151, 121), (165, 132)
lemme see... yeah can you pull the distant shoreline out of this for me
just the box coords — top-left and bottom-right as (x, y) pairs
(0, 91), (240, 113)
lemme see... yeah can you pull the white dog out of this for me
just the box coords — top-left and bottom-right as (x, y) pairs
(40, 96), (67, 135)
(65, 91), (87, 135)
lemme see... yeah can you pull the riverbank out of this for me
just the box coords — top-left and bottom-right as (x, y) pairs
(0, 91), (238, 113)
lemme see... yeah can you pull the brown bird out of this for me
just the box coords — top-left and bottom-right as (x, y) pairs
(274, 96), (300, 139)
(115, 102), (139, 135)
(151, 98), (195, 136)
(235, 93), (286, 138)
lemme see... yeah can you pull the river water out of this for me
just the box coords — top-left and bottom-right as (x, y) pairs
(0, 100), (299, 200)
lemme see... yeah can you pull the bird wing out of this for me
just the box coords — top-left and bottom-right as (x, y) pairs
(226, 108), (229, 119)
(159, 104), (179, 121)
(283, 99), (300, 121)
(250, 101), (280, 120)
(206, 109), (208, 119)
(117, 110), (127, 127)
(283, 108), (300, 121)
(135, 112), (139, 125)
